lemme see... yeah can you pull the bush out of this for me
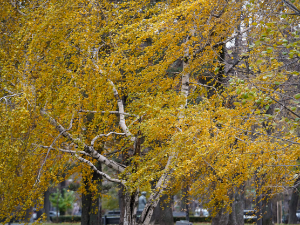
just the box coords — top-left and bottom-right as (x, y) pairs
(174, 216), (212, 223)
(51, 215), (255, 223)
(51, 215), (81, 223)
(50, 189), (76, 215)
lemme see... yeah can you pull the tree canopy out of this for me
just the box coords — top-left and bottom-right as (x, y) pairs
(1, 0), (300, 224)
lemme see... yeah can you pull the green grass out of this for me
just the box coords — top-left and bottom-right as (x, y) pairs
(41, 223), (291, 225)
(42, 223), (80, 225)
(43, 223), (255, 225)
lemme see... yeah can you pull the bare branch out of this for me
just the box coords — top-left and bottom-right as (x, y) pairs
(2, 88), (15, 95)
(139, 154), (173, 224)
(225, 55), (247, 75)
(40, 109), (126, 172)
(266, 165), (299, 167)
(282, 0), (300, 16)
(108, 79), (136, 142)
(194, 26), (254, 56)
(75, 154), (125, 184)
(40, 146), (91, 157)
(35, 115), (74, 186)
(0, 93), (22, 103)
(91, 132), (126, 146)
(79, 109), (137, 117)
(9, 0), (26, 15)
(190, 82), (218, 93)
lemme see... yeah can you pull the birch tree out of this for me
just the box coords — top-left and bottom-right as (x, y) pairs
(1, 0), (300, 225)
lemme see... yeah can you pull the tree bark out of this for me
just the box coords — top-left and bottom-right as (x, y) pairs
(81, 163), (102, 225)
(211, 206), (229, 225)
(60, 176), (66, 216)
(181, 183), (189, 221)
(256, 175), (263, 225)
(262, 197), (272, 225)
(228, 187), (244, 225)
(289, 188), (299, 224)
(119, 185), (126, 225)
(211, 186), (244, 225)
(123, 191), (139, 225)
(149, 194), (173, 225)
(44, 189), (50, 222)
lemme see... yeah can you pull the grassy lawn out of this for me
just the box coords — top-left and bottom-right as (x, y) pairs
(43, 223), (289, 225)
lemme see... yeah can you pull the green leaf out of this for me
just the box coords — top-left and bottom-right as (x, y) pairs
(255, 40), (261, 46)
(256, 59), (263, 64)
(294, 93), (300, 99)
(267, 47), (273, 53)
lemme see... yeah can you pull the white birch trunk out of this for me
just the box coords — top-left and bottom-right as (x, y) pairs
(123, 190), (139, 225)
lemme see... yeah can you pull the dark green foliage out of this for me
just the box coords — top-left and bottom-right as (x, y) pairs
(51, 215), (81, 223)
(173, 216), (212, 223)
(51, 216), (255, 223)
(49, 188), (75, 214)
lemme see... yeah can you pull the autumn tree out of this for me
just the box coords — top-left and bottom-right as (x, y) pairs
(1, 1), (300, 225)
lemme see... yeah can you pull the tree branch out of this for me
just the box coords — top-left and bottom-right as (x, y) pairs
(78, 109), (137, 117)
(108, 79), (136, 142)
(91, 132), (126, 146)
(35, 115), (74, 186)
(40, 109), (126, 173)
(282, 0), (300, 16)
(40, 146), (91, 157)
(75, 155), (125, 184)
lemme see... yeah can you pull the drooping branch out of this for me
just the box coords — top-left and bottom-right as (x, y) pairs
(34, 115), (74, 186)
(40, 109), (126, 173)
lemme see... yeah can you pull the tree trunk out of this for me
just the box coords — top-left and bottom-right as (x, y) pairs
(262, 197), (272, 225)
(149, 194), (173, 225)
(289, 188), (299, 224)
(44, 189), (50, 222)
(228, 187), (244, 225)
(119, 185), (126, 225)
(123, 191), (139, 225)
(256, 175), (263, 225)
(211, 206), (229, 225)
(60, 177), (66, 216)
(182, 184), (189, 221)
(81, 163), (102, 225)
(211, 186), (244, 225)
